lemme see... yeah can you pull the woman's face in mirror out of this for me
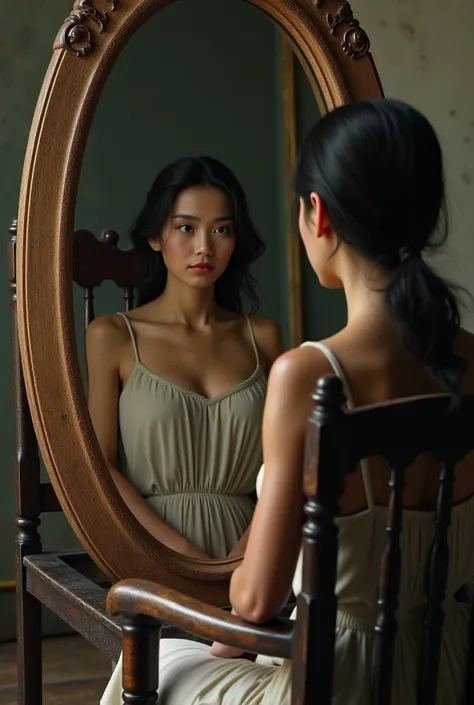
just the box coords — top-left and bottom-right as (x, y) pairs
(149, 186), (236, 290)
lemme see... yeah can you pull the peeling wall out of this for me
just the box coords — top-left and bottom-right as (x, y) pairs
(358, 0), (474, 327)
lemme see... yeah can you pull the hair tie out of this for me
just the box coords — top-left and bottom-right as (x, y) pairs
(398, 246), (421, 264)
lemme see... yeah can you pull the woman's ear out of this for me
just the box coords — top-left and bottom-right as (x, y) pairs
(148, 236), (161, 252)
(309, 192), (332, 239)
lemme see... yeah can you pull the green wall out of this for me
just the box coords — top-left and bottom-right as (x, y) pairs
(75, 0), (285, 346)
(294, 63), (347, 339)
(0, 0), (342, 641)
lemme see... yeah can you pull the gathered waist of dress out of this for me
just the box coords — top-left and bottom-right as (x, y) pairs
(143, 490), (254, 500)
(336, 598), (462, 631)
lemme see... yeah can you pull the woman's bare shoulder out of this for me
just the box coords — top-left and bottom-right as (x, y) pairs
(86, 313), (129, 349)
(247, 315), (285, 368)
(248, 314), (280, 335)
(270, 344), (335, 386)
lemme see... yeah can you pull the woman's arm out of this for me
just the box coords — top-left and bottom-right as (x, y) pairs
(229, 347), (325, 623)
(226, 525), (251, 559)
(222, 318), (285, 561)
(86, 317), (210, 560)
(251, 316), (286, 375)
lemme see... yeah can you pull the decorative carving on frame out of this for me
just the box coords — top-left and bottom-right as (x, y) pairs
(56, 0), (118, 57)
(314, 0), (370, 60)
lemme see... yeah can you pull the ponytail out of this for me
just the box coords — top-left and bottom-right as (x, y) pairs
(293, 99), (468, 402)
(385, 254), (466, 402)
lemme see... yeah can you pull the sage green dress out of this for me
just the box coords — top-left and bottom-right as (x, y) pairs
(117, 313), (267, 559)
(102, 341), (474, 705)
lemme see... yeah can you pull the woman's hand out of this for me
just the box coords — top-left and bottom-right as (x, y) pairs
(226, 526), (250, 559)
(210, 642), (246, 659)
(179, 538), (210, 561)
(226, 543), (244, 560)
(211, 609), (247, 659)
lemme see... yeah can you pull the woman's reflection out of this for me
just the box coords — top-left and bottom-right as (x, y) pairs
(86, 157), (284, 559)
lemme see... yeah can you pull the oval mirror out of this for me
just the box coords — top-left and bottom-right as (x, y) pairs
(17, 0), (383, 604)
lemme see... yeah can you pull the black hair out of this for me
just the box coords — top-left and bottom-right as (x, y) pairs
(294, 98), (467, 400)
(130, 156), (264, 312)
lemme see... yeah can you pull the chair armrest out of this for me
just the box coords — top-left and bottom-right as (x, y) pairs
(107, 579), (293, 659)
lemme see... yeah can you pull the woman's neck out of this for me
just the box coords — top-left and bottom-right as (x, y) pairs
(340, 254), (392, 329)
(156, 275), (218, 327)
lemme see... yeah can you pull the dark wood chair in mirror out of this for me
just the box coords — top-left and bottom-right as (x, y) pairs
(9, 217), (139, 705)
(108, 375), (474, 705)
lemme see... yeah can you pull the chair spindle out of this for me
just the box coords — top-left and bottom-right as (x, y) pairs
(122, 615), (160, 705)
(124, 286), (135, 311)
(373, 462), (405, 705)
(418, 460), (456, 705)
(292, 375), (346, 705)
(9, 216), (43, 705)
(84, 286), (95, 329)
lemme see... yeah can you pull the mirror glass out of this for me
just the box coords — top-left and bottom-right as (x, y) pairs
(73, 0), (323, 562)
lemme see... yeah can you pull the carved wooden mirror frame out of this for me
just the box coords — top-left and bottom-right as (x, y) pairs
(17, 0), (383, 603)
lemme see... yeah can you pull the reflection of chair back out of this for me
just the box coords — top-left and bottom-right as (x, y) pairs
(73, 228), (140, 330)
(108, 374), (474, 705)
(9, 219), (138, 704)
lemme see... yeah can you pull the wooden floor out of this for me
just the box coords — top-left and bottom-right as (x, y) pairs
(0, 635), (111, 704)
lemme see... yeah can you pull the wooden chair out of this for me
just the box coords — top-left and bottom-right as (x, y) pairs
(9, 217), (139, 705)
(108, 374), (474, 705)
(10, 214), (289, 704)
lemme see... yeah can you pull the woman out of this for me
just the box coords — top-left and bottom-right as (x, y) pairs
(102, 100), (474, 704)
(87, 156), (284, 561)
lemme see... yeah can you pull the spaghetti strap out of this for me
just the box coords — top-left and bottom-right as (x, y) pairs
(117, 313), (140, 362)
(301, 341), (374, 509)
(245, 315), (260, 367)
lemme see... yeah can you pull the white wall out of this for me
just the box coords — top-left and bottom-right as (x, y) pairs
(357, 0), (474, 328)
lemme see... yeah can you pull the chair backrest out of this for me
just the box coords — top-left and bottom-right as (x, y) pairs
(73, 228), (139, 331)
(293, 374), (474, 705)
(10, 218), (140, 520)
